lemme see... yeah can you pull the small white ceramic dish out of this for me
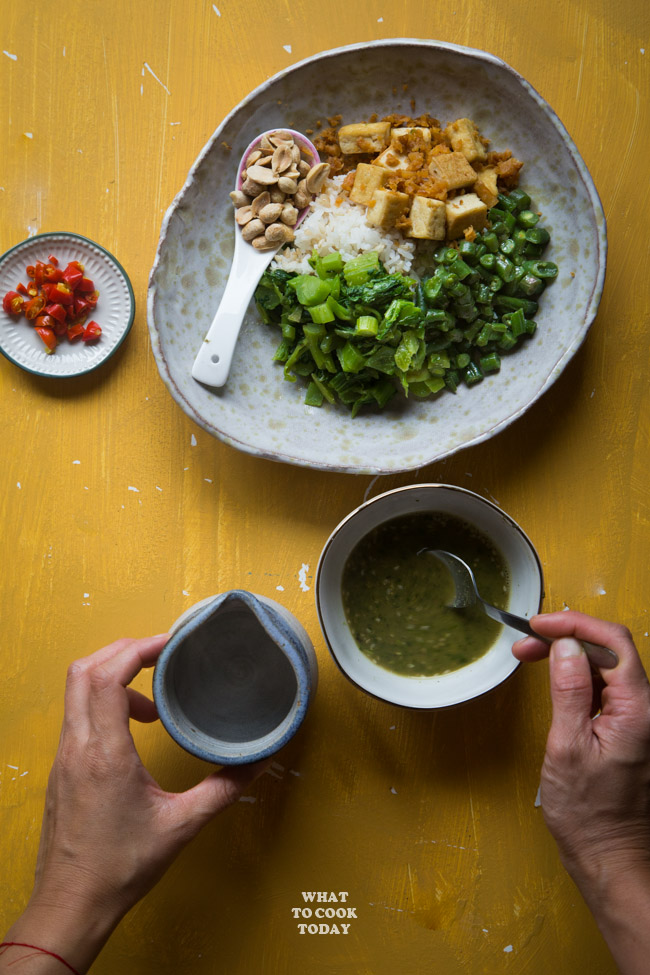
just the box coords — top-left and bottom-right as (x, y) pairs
(0, 232), (135, 378)
(148, 39), (606, 474)
(315, 484), (543, 709)
(153, 590), (318, 764)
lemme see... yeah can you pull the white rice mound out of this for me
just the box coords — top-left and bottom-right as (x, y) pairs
(271, 175), (416, 275)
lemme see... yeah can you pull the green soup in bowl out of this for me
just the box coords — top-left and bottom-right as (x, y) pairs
(342, 511), (509, 678)
(316, 483), (543, 709)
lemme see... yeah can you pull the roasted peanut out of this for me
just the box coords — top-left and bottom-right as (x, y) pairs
(305, 162), (330, 195)
(259, 203), (284, 224)
(246, 164), (278, 185)
(265, 223), (295, 244)
(236, 130), (328, 246)
(235, 205), (254, 225)
(252, 234), (275, 250)
(272, 145), (292, 174)
(280, 204), (299, 226)
(250, 191), (271, 215)
(277, 176), (298, 194)
(230, 189), (249, 207)
(241, 218), (265, 241)
(242, 176), (264, 196)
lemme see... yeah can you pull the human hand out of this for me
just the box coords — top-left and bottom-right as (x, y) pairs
(2, 635), (267, 974)
(513, 612), (650, 877)
(513, 612), (650, 973)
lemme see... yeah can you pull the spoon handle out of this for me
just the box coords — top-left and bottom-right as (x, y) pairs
(192, 234), (277, 388)
(481, 602), (619, 670)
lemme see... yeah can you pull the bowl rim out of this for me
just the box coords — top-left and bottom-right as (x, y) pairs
(147, 38), (607, 473)
(0, 231), (136, 378)
(315, 482), (545, 709)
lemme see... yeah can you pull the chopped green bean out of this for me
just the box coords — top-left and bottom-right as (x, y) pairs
(525, 227), (550, 246)
(308, 302), (335, 325)
(463, 361), (483, 385)
(253, 190), (556, 415)
(304, 381), (324, 407)
(517, 210), (539, 228)
(480, 352), (501, 373)
(356, 315), (379, 337)
(281, 322), (296, 341)
(321, 252), (344, 273)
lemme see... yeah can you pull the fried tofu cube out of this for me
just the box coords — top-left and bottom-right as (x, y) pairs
(391, 126), (432, 145)
(407, 196), (446, 240)
(350, 163), (390, 205)
(444, 118), (487, 163)
(474, 166), (499, 208)
(427, 152), (477, 190)
(445, 193), (488, 239)
(374, 146), (411, 171)
(365, 189), (410, 230)
(338, 122), (392, 154)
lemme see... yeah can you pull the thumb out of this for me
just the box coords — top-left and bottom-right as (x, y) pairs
(547, 637), (594, 743)
(176, 759), (271, 832)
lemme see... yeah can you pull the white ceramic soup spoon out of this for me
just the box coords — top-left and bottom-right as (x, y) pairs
(428, 549), (619, 670)
(191, 128), (325, 388)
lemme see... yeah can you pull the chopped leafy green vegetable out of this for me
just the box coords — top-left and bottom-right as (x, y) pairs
(253, 192), (557, 415)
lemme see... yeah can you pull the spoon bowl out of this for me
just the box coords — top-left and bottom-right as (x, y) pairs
(191, 129), (320, 389)
(428, 549), (618, 670)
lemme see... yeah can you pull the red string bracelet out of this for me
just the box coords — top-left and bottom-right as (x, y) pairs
(0, 942), (81, 974)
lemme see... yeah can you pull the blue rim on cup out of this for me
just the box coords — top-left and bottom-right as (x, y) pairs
(153, 590), (318, 764)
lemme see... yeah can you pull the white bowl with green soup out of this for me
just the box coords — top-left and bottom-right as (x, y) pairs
(316, 484), (543, 709)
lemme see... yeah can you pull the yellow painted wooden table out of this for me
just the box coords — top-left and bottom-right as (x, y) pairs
(1, 2), (648, 972)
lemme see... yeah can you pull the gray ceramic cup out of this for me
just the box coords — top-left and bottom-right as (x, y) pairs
(153, 590), (317, 764)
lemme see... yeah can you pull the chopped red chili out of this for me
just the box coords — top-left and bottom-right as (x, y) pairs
(42, 264), (64, 283)
(3, 291), (25, 314)
(2, 250), (102, 353)
(25, 296), (46, 319)
(34, 314), (58, 332)
(67, 322), (85, 341)
(62, 263), (83, 289)
(45, 303), (67, 325)
(34, 326), (57, 353)
(47, 282), (74, 305)
(82, 321), (102, 342)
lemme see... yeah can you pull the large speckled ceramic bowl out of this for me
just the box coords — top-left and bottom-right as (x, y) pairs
(148, 39), (606, 474)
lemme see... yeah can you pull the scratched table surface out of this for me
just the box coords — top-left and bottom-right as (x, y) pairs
(1, 1), (648, 972)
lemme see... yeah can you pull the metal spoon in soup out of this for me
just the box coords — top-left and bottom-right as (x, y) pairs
(428, 549), (619, 670)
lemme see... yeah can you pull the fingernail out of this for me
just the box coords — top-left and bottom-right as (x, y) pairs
(553, 637), (584, 658)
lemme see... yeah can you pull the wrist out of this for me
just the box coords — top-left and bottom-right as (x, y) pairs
(5, 881), (126, 974)
(566, 854), (650, 970)
(563, 848), (650, 903)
